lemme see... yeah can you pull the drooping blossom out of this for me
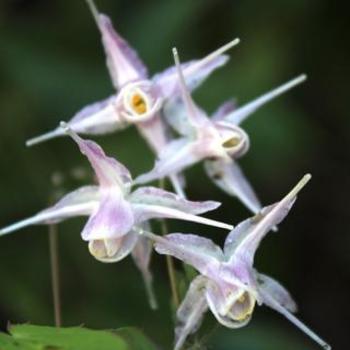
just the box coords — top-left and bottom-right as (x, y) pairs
(1, 124), (233, 307)
(145, 174), (331, 349)
(135, 47), (307, 213)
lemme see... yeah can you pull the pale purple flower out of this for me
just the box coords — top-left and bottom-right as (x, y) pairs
(1, 123), (234, 244)
(135, 47), (307, 213)
(25, 0), (238, 159)
(147, 174), (331, 350)
(1, 124), (233, 306)
(25, 1), (239, 197)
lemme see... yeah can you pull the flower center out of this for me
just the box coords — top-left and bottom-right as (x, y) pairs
(222, 136), (241, 149)
(88, 238), (121, 260)
(229, 291), (256, 321)
(215, 122), (250, 158)
(131, 93), (147, 115)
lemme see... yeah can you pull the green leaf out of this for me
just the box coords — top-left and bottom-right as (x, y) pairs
(0, 324), (157, 350)
(115, 328), (157, 350)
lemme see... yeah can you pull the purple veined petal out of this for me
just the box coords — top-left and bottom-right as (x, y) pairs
(163, 97), (196, 137)
(132, 204), (233, 231)
(153, 233), (224, 277)
(153, 38), (240, 98)
(204, 158), (261, 214)
(256, 273), (297, 313)
(26, 96), (127, 147)
(224, 75), (307, 125)
(61, 123), (132, 190)
(133, 138), (201, 185)
(88, 229), (138, 263)
(172, 48), (212, 130)
(223, 174), (311, 268)
(259, 283), (331, 350)
(212, 100), (236, 122)
(174, 275), (209, 350)
(81, 190), (134, 241)
(205, 279), (253, 328)
(85, 0), (148, 89)
(0, 186), (99, 237)
(128, 186), (220, 215)
(131, 222), (158, 310)
(218, 260), (259, 296)
(135, 112), (168, 155)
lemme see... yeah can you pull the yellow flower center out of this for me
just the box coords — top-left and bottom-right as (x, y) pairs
(230, 291), (256, 321)
(222, 136), (240, 148)
(131, 93), (147, 115)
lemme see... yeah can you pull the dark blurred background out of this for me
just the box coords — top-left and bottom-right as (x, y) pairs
(0, 0), (349, 349)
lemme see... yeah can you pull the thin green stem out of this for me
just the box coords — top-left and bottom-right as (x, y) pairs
(159, 178), (180, 307)
(48, 224), (62, 327)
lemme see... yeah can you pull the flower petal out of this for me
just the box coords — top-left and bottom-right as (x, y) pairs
(88, 230), (138, 263)
(26, 96), (127, 147)
(62, 125), (132, 189)
(223, 175), (311, 268)
(174, 275), (209, 350)
(153, 38), (239, 98)
(204, 158), (261, 214)
(256, 273), (297, 313)
(259, 283), (331, 350)
(86, 0), (148, 88)
(163, 97), (196, 137)
(67, 96), (127, 134)
(171, 48), (212, 129)
(212, 100), (236, 122)
(131, 222), (157, 310)
(134, 138), (200, 185)
(132, 204), (233, 231)
(0, 186), (99, 237)
(135, 113), (168, 155)
(224, 75), (307, 125)
(129, 186), (220, 215)
(81, 191), (134, 241)
(154, 233), (224, 277)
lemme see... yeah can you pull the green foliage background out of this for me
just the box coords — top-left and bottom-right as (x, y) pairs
(0, 0), (348, 349)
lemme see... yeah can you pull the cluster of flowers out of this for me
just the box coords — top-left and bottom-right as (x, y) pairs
(0, 1), (330, 349)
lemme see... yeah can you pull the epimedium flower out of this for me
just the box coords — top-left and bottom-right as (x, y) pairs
(0, 123), (233, 307)
(25, 0), (239, 197)
(134, 47), (307, 213)
(25, 0), (238, 157)
(143, 174), (331, 350)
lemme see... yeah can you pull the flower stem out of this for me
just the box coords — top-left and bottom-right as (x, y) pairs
(159, 178), (180, 307)
(48, 224), (62, 327)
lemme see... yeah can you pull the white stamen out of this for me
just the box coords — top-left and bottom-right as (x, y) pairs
(85, 0), (101, 27)
(226, 74), (307, 125)
(284, 173), (311, 201)
(197, 38), (240, 68)
(26, 129), (64, 147)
